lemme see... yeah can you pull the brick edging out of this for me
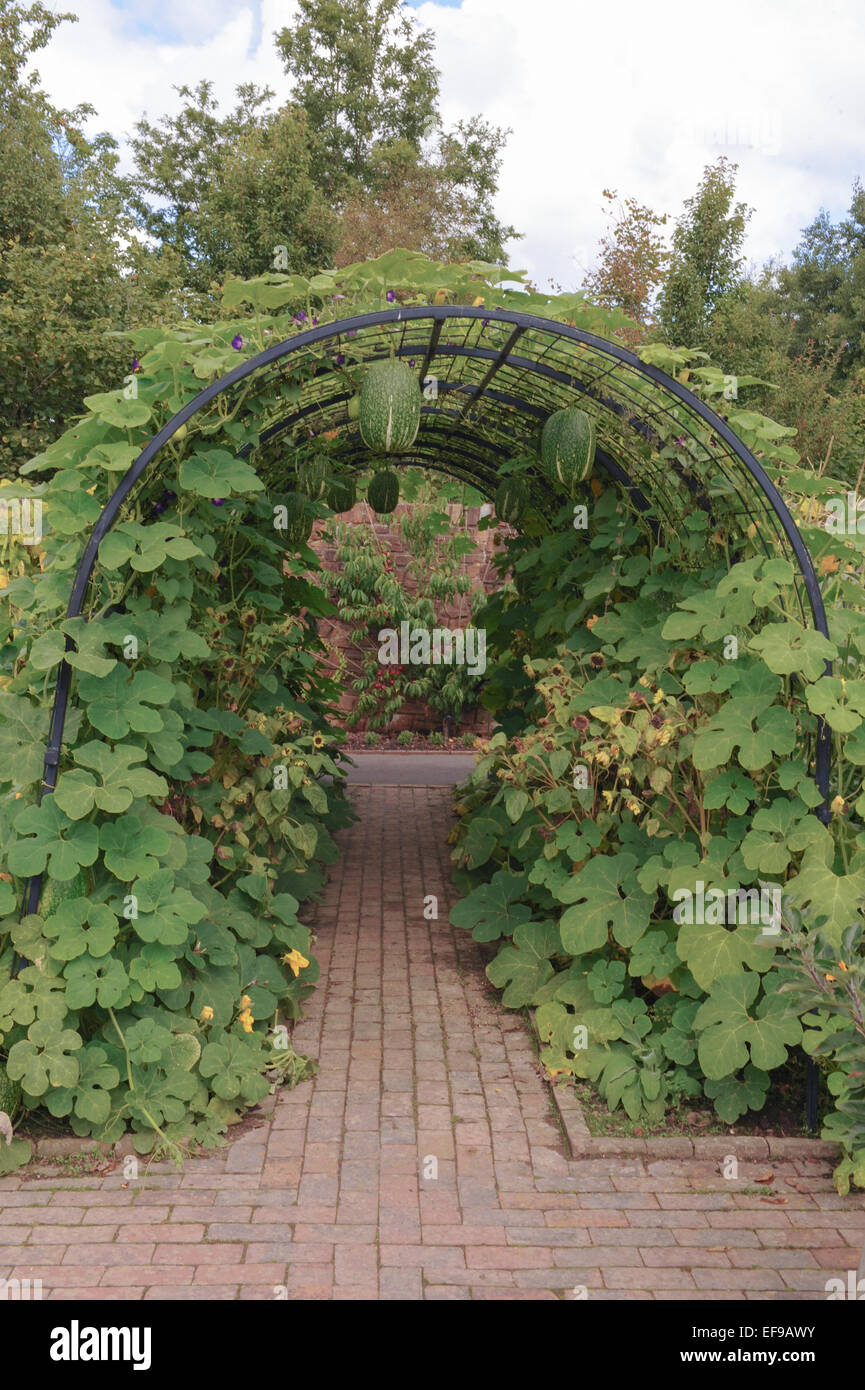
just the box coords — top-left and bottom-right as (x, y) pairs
(527, 1008), (839, 1163)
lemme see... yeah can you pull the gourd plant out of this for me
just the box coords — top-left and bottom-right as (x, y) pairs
(0, 250), (626, 1170)
(449, 422), (865, 1194)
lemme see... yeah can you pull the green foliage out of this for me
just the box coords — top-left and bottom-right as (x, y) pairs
(657, 156), (752, 347)
(129, 82), (336, 292)
(447, 459), (865, 1192)
(322, 489), (486, 730)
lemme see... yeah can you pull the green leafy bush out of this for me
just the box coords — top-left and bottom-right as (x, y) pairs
(449, 467), (865, 1192)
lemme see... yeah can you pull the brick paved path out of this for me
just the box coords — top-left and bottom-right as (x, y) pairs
(1, 786), (863, 1300)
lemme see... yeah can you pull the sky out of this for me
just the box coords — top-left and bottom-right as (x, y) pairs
(31, 0), (865, 291)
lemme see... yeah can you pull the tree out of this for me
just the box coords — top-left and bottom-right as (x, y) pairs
(0, 2), (199, 477)
(0, 0), (86, 245)
(129, 82), (337, 291)
(657, 157), (752, 347)
(778, 181), (865, 377)
(335, 118), (517, 266)
(275, 0), (439, 198)
(582, 188), (668, 338)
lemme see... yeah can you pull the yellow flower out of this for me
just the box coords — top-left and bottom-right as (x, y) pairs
(839, 960), (849, 972)
(601, 790), (614, 808)
(312, 732), (325, 749)
(653, 689), (664, 706)
(819, 554), (840, 575)
(282, 948), (310, 978)
(199, 1006), (214, 1022)
(238, 1008), (254, 1033)
(830, 795), (845, 814)
(586, 614), (599, 631)
(626, 799), (641, 815)
(657, 728), (672, 746)
(240, 994), (252, 1009)
(825, 973), (837, 983)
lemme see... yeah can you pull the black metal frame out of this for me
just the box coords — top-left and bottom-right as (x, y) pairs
(23, 305), (833, 928)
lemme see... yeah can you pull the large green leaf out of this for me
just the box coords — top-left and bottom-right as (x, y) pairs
(694, 973), (802, 1079)
(449, 870), (532, 943)
(8, 799), (99, 880)
(485, 920), (561, 1006)
(558, 853), (654, 954)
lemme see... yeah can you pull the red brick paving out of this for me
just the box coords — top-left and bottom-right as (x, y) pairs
(1, 786), (863, 1300)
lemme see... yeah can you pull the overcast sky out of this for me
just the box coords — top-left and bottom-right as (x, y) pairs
(32, 0), (865, 290)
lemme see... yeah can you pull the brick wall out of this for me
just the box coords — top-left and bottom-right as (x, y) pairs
(310, 502), (507, 734)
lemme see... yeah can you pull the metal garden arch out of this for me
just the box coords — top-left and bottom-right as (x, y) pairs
(26, 303), (833, 932)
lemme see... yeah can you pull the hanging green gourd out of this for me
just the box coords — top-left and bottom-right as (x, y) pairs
(494, 477), (529, 525)
(540, 407), (596, 494)
(39, 866), (90, 918)
(367, 468), (400, 515)
(296, 454), (328, 500)
(347, 393), (361, 421)
(358, 360), (421, 452)
(280, 491), (314, 545)
(326, 474), (357, 513)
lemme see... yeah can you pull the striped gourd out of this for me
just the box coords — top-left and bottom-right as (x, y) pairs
(367, 469), (400, 515)
(540, 408), (596, 493)
(281, 492), (313, 545)
(359, 361), (421, 453)
(326, 475), (357, 513)
(296, 455), (328, 500)
(39, 867), (90, 918)
(494, 477), (529, 525)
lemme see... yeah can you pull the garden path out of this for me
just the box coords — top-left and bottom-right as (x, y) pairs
(0, 785), (862, 1300)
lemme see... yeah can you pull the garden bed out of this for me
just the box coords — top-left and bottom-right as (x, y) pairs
(341, 731), (481, 752)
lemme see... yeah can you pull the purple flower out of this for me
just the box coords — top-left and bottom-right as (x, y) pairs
(408, 359), (415, 368)
(312, 317), (319, 326)
(153, 501), (166, 515)
(347, 329), (358, 339)
(295, 310), (307, 324)
(164, 489), (177, 501)
(334, 353), (345, 366)
(675, 435), (687, 447)
(231, 334), (243, 350)
(132, 358), (141, 372)
(386, 290), (396, 303)
(211, 498), (225, 507)
(482, 319), (490, 328)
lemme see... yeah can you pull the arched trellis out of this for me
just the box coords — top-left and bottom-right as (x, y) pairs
(26, 304), (833, 926)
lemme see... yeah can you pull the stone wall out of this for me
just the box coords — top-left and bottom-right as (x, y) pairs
(310, 502), (506, 734)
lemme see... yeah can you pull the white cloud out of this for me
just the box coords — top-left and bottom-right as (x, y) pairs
(33, 0), (865, 286)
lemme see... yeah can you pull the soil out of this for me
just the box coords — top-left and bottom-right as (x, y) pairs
(574, 1054), (821, 1141)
